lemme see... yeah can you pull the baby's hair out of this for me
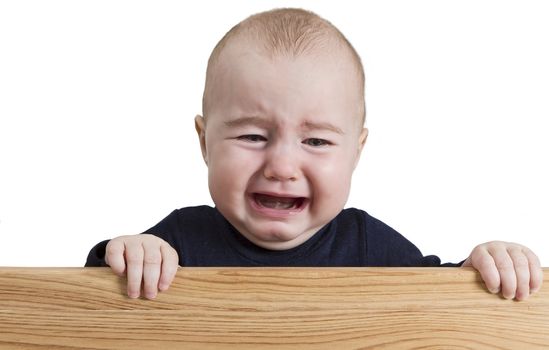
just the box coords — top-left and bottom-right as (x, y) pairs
(202, 8), (366, 126)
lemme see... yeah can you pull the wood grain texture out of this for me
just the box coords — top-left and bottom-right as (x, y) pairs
(0, 267), (547, 349)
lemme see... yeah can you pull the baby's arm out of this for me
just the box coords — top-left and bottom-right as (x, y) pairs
(462, 241), (543, 300)
(105, 234), (179, 299)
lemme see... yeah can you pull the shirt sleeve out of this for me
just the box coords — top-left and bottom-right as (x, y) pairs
(84, 239), (110, 267)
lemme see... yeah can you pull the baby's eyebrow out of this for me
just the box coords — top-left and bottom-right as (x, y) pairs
(224, 116), (271, 129)
(224, 116), (344, 134)
(302, 121), (344, 134)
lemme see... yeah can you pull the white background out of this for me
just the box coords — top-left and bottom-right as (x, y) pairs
(0, 1), (548, 267)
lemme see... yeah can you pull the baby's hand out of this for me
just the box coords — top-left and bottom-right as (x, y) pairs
(462, 241), (542, 300)
(105, 234), (179, 300)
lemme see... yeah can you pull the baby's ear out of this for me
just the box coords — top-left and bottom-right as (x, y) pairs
(194, 115), (208, 165)
(354, 127), (368, 168)
(359, 128), (368, 150)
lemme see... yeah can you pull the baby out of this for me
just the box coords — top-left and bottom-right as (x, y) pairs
(86, 8), (542, 301)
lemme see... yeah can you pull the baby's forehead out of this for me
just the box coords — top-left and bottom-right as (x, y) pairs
(207, 43), (363, 125)
(207, 54), (363, 132)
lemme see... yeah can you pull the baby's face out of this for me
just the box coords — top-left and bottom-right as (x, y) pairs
(196, 45), (367, 250)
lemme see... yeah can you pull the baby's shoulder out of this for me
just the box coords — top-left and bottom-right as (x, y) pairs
(173, 205), (217, 218)
(338, 207), (401, 237)
(146, 205), (219, 234)
(168, 205), (220, 227)
(337, 207), (376, 225)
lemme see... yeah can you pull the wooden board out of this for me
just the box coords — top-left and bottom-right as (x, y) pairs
(0, 267), (548, 349)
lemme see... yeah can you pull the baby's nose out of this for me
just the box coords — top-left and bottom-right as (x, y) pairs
(263, 145), (299, 181)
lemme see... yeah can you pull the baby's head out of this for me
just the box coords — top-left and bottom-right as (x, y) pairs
(195, 8), (368, 250)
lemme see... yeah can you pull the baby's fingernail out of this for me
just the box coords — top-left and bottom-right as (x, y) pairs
(516, 292), (528, 301)
(128, 292), (139, 299)
(489, 286), (500, 294)
(158, 283), (168, 291)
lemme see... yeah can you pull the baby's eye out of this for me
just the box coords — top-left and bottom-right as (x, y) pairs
(303, 138), (331, 147)
(237, 134), (267, 142)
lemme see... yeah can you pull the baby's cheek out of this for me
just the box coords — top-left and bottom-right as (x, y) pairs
(309, 161), (352, 209)
(208, 151), (252, 200)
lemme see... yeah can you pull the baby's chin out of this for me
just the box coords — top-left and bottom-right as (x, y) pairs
(236, 220), (320, 251)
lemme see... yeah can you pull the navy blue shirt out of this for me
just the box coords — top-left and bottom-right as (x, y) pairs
(85, 206), (459, 267)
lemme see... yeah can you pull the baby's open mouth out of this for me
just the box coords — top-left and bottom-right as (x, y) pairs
(253, 193), (306, 210)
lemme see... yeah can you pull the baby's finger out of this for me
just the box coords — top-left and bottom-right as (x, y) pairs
(159, 243), (179, 291)
(471, 248), (501, 294)
(142, 244), (162, 300)
(105, 239), (127, 276)
(508, 247), (530, 301)
(524, 247), (543, 293)
(124, 241), (144, 299)
(489, 247), (517, 299)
